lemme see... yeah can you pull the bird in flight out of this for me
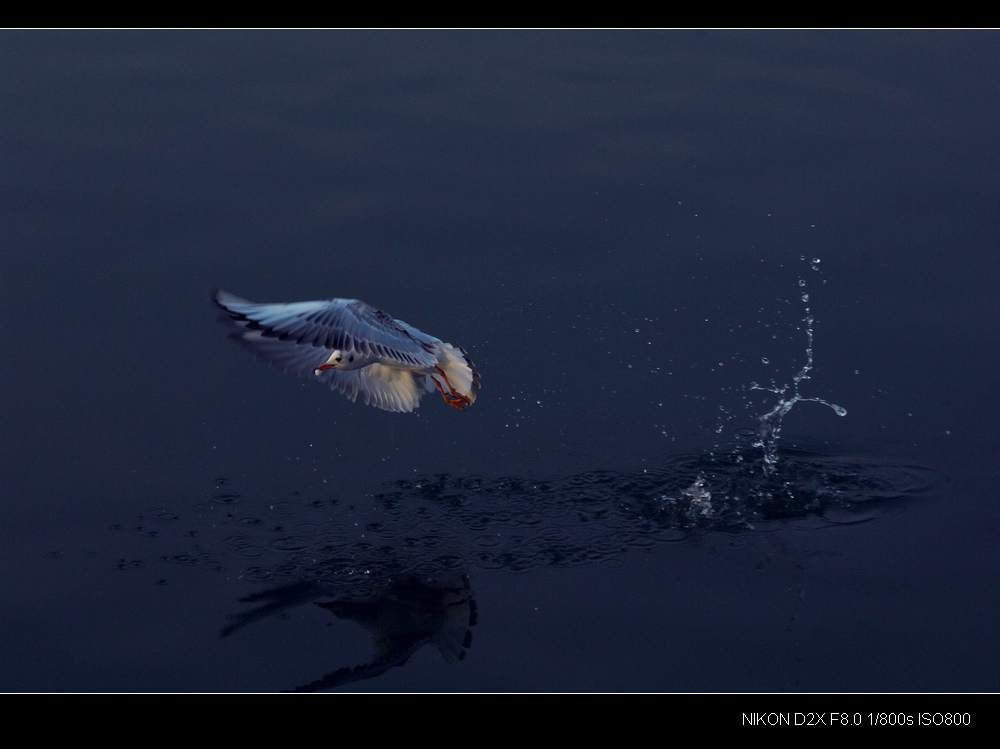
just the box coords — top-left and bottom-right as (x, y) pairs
(213, 290), (480, 413)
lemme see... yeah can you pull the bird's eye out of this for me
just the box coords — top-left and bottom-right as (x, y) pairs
(335, 355), (343, 362)
(348, 355), (355, 362)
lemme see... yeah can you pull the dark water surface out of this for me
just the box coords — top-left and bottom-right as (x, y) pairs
(3, 30), (999, 692)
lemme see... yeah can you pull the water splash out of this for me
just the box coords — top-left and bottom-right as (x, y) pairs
(748, 260), (846, 474)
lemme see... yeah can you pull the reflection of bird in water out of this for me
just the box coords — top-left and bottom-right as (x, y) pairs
(316, 574), (476, 666)
(212, 290), (480, 412)
(219, 575), (476, 692)
(292, 575), (475, 692)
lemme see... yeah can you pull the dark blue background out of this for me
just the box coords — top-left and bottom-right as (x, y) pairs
(3, 30), (998, 692)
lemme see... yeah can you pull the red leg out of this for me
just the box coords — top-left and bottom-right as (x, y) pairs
(431, 367), (471, 409)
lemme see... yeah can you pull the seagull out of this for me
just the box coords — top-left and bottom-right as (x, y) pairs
(212, 290), (480, 413)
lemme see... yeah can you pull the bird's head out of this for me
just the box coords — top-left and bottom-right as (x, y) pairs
(315, 350), (346, 373)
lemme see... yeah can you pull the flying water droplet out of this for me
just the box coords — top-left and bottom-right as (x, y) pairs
(746, 259), (846, 474)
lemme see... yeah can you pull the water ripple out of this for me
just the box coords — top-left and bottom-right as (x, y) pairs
(124, 444), (943, 596)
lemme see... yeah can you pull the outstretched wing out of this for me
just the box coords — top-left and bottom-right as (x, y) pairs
(213, 290), (438, 368)
(212, 290), (438, 412)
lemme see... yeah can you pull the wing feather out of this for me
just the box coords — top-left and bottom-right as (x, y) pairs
(213, 289), (444, 412)
(319, 365), (435, 413)
(213, 290), (439, 368)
